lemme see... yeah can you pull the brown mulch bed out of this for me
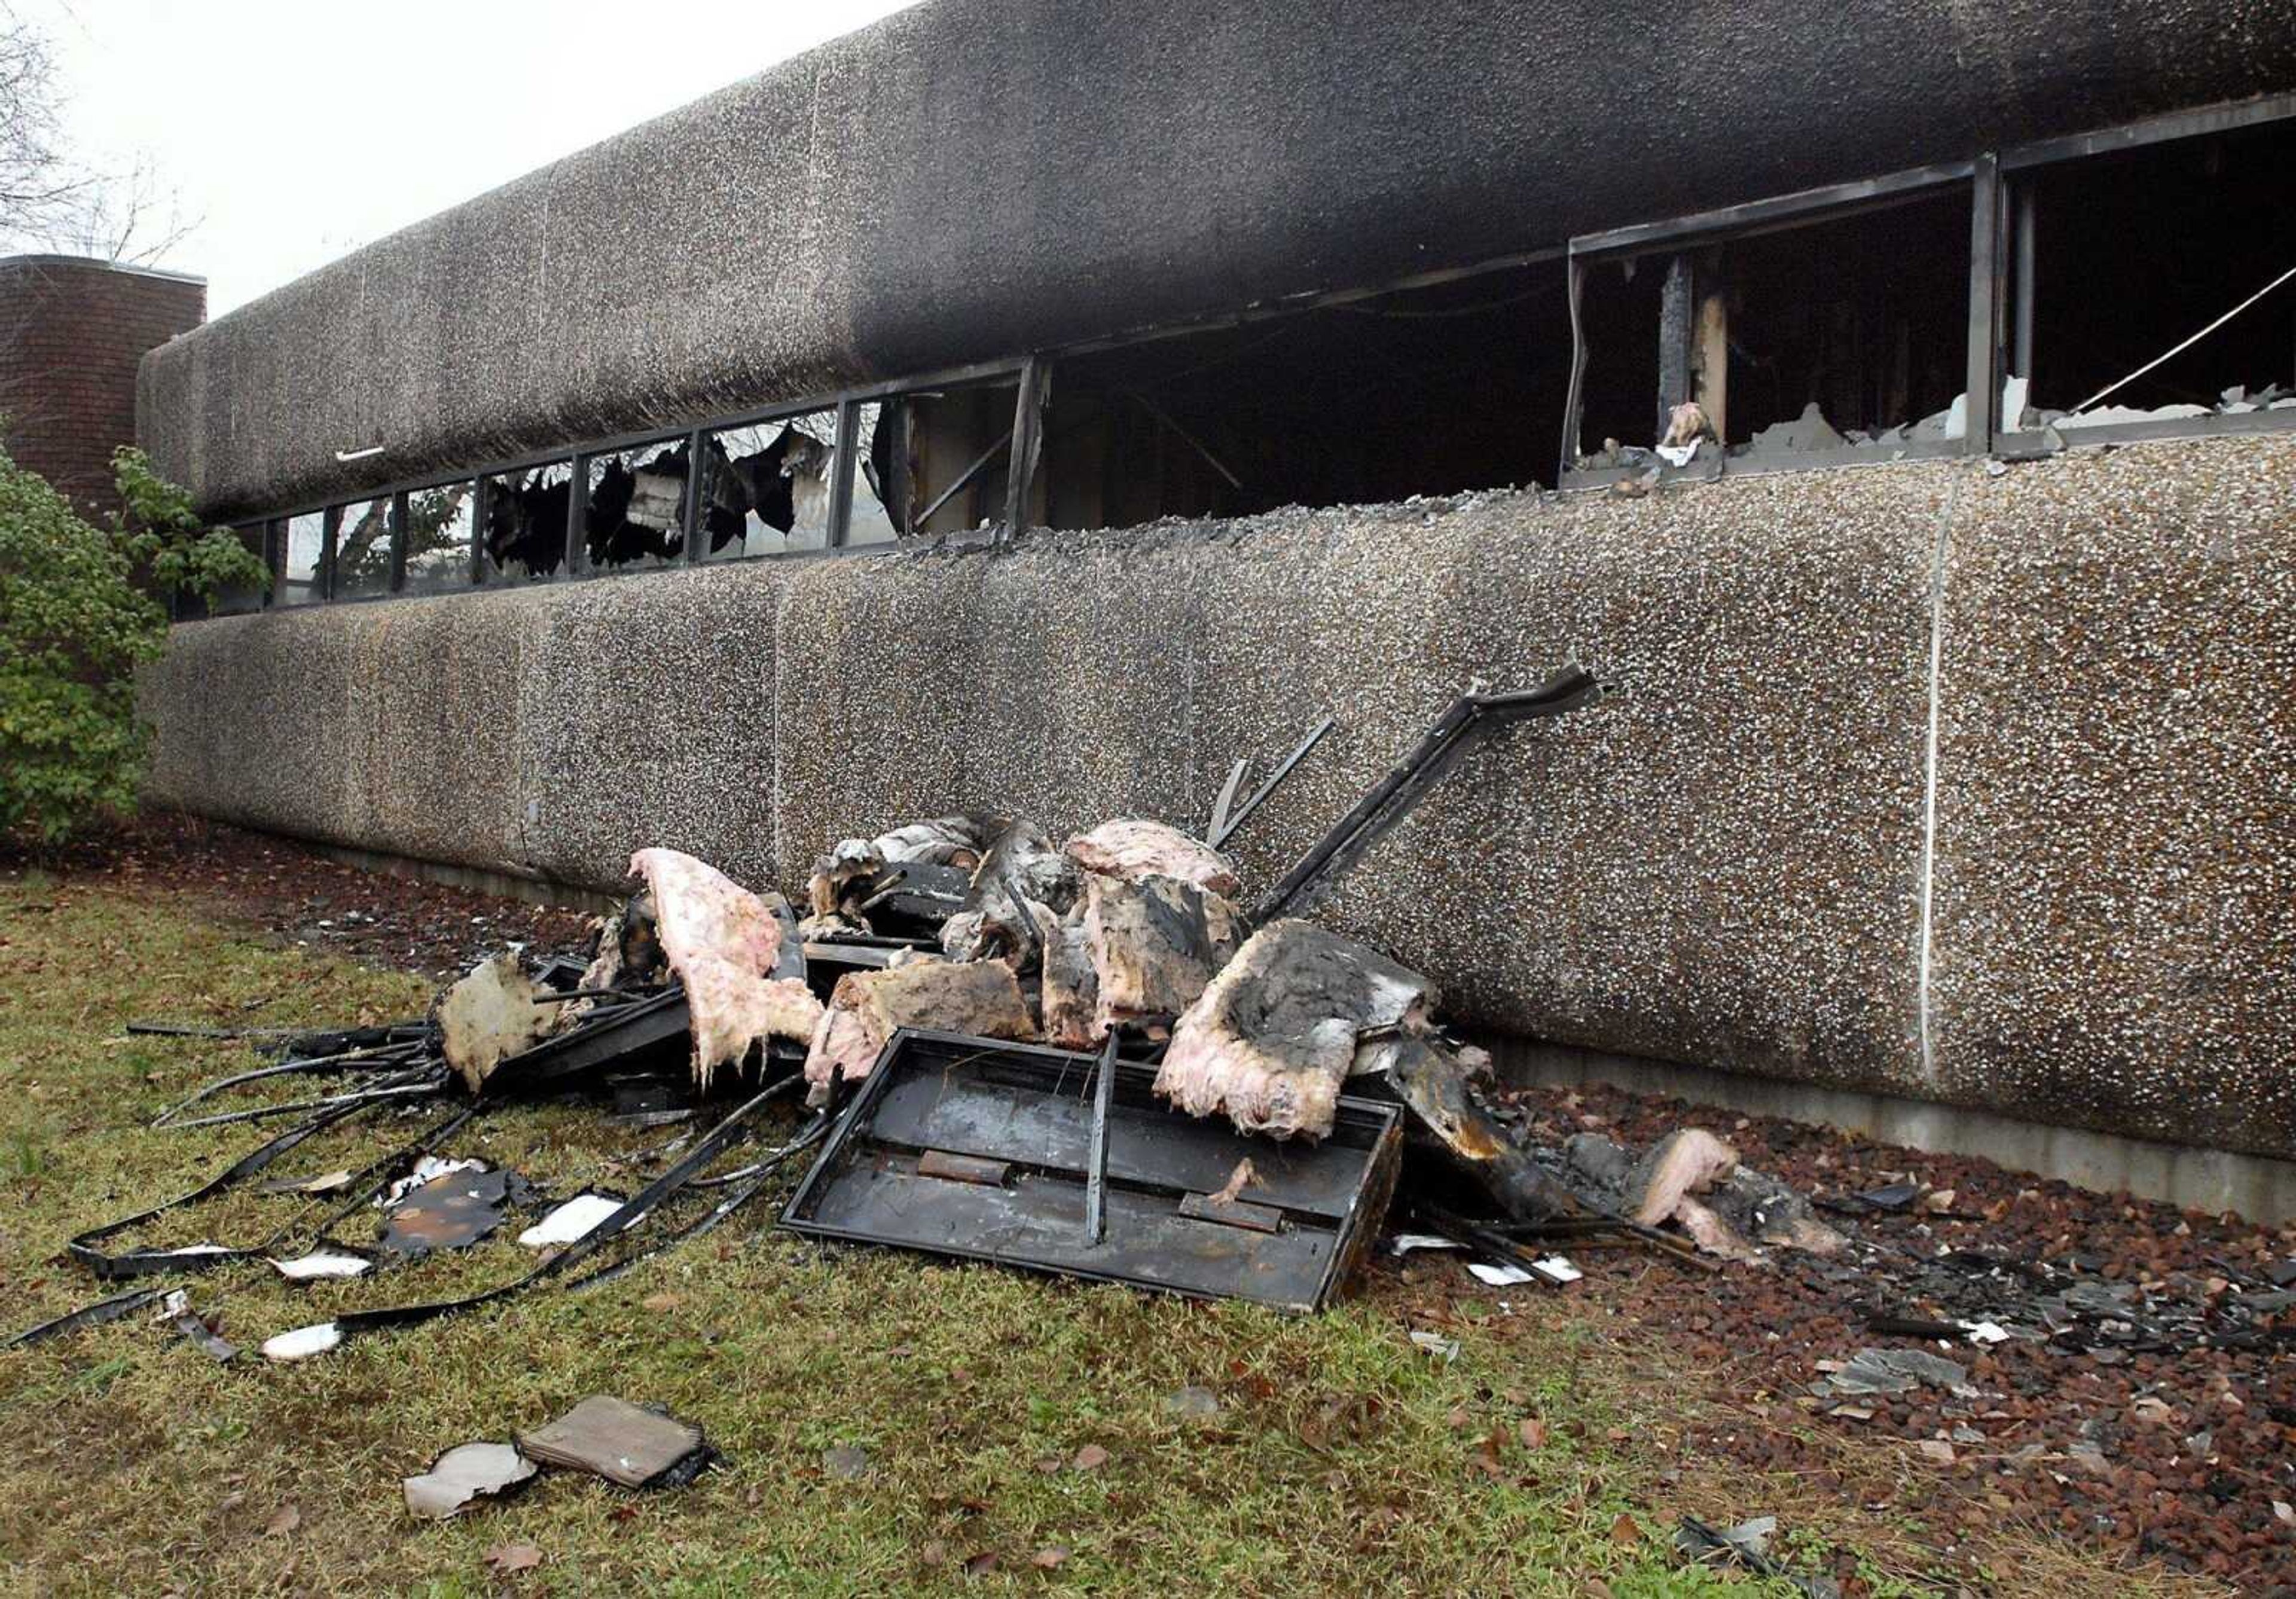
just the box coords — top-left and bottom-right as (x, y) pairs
(1383, 1079), (2296, 1594)
(1, 813), (600, 978)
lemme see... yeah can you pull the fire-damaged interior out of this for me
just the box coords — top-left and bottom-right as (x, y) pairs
(1041, 262), (1571, 529)
(1573, 187), (1970, 468)
(2005, 115), (2296, 430)
(203, 98), (2296, 615)
(856, 377), (1023, 539)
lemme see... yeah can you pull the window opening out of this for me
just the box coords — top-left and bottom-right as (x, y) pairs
(1039, 260), (1568, 532)
(584, 440), (694, 570)
(480, 461), (573, 581)
(1572, 188), (1969, 475)
(334, 497), (394, 600)
(280, 511), (326, 606)
(400, 482), (477, 596)
(208, 522), (270, 616)
(699, 410), (839, 559)
(855, 376), (1022, 538)
(843, 402), (897, 546)
(2004, 117), (2296, 434)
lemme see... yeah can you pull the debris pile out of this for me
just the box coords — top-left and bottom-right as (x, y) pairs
(11, 665), (1889, 1340)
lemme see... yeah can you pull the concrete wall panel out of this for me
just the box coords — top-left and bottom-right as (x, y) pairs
(141, 437), (2296, 1159)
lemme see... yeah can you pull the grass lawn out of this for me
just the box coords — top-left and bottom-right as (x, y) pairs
(0, 872), (2215, 1597)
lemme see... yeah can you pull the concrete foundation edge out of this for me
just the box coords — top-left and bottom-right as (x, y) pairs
(1490, 1037), (2296, 1228)
(303, 838), (622, 917)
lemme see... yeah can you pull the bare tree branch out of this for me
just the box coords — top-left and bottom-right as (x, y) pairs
(0, 4), (200, 263)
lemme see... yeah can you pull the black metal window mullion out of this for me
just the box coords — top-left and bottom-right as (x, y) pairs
(1964, 152), (2003, 457)
(319, 505), (341, 602)
(468, 478), (491, 587)
(681, 428), (707, 564)
(564, 453), (590, 578)
(827, 399), (860, 547)
(387, 491), (410, 593)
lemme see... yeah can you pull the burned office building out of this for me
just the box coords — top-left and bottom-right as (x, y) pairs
(130, 2), (2296, 1214)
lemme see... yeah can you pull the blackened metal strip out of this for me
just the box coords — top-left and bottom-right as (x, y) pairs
(1254, 666), (1601, 923)
(1084, 1033), (1118, 1246)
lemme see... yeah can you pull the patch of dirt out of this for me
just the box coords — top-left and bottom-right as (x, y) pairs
(1381, 1078), (2296, 1593)
(1, 813), (600, 978)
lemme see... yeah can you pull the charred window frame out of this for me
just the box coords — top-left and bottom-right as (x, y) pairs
(847, 362), (1034, 542)
(1562, 91), (2296, 487)
(1561, 160), (1979, 489)
(1990, 93), (2296, 453)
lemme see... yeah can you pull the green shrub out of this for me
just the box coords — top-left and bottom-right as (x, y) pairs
(0, 444), (268, 844)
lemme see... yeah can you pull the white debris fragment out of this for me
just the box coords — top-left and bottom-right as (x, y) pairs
(517, 1194), (624, 1249)
(1390, 1233), (1463, 1255)
(1534, 1255), (1584, 1284)
(1467, 1261), (1536, 1287)
(379, 1156), (485, 1207)
(1960, 1319), (2010, 1345)
(1409, 1331), (1461, 1362)
(261, 1322), (343, 1362)
(270, 1250), (373, 1281)
(403, 1441), (538, 1521)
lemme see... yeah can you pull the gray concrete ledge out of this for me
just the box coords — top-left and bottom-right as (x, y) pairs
(304, 840), (621, 917)
(1490, 1036), (2296, 1228)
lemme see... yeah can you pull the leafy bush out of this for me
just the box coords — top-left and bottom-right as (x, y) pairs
(0, 444), (268, 844)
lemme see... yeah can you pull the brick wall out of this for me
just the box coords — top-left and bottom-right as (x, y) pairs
(0, 254), (204, 520)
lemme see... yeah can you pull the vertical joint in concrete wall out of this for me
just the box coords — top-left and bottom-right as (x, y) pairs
(1915, 478), (1962, 1083)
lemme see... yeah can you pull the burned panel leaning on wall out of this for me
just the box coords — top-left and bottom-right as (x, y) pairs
(856, 377), (1022, 540)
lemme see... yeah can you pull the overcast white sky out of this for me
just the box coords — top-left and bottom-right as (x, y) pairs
(18, 0), (918, 313)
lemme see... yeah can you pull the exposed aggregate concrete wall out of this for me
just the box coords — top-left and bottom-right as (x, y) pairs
(141, 437), (2296, 1159)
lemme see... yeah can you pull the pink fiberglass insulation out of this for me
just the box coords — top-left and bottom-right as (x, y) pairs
(1064, 819), (1241, 896)
(1081, 872), (1245, 1035)
(1156, 918), (1434, 1140)
(802, 956), (1035, 1101)
(628, 848), (823, 1088)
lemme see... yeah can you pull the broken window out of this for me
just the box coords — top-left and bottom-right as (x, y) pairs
(334, 498), (395, 600)
(280, 511), (326, 606)
(1039, 262), (1569, 532)
(843, 404), (897, 546)
(399, 483), (477, 596)
(2002, 115), (2296, 435)
(698, 411), (838, 559)
(583, 441), (695, 571)
(480, 462), (573, 582)
(855, 376), (1022, 538)
(1570, 188), (1970, 475)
